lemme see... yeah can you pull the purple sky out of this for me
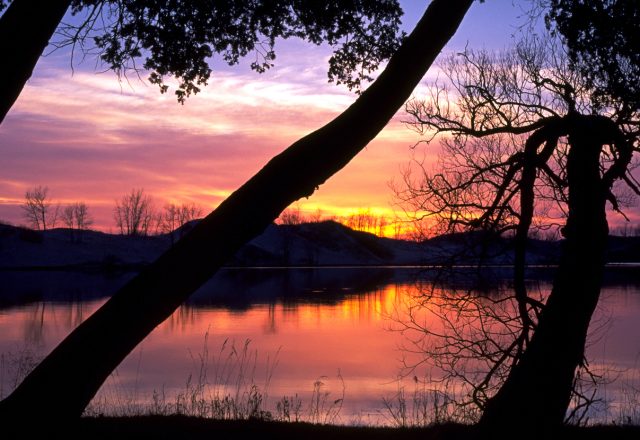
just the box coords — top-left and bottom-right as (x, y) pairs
(1, 1), (637, 232)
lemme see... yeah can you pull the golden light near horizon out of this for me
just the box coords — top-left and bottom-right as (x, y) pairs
(1, 1), (638, 236)
(0, 48), (430, 233)
(275, 201), (423, 239)
(2, 1), (640, 433)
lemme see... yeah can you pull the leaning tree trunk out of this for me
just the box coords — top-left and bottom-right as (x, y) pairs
(0, 0), (72, 123)
(0, 0), (473, 423)
(479, 114), (630, 434)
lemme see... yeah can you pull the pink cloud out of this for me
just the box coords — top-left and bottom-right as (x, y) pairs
(1, 20), (638, 234)
(0, 59), (421, 230)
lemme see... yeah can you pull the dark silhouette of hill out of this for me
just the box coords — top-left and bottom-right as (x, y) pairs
(0, 221), (638, 270)
(0, 223), (169, 269)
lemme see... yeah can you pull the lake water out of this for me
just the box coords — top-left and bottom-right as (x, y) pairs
(0, 267), (638, 425)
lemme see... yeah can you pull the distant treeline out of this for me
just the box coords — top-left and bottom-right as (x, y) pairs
(10, 185), (640, 242)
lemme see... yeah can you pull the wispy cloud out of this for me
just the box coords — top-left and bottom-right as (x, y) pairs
(0, 57), (419, 229)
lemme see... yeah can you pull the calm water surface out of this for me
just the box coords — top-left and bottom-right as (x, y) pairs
(0, 267), (638, 424)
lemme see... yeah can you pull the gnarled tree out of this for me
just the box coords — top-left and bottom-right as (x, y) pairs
(396, 36), (638, 433)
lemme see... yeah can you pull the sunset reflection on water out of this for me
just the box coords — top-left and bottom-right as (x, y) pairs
(0, 268), (638, 424)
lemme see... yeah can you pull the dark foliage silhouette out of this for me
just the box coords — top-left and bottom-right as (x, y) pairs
(546, 0), (640, 113)
(0, 0), (404, 122)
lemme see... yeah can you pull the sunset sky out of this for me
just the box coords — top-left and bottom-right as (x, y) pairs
(1, 1), (637, 233)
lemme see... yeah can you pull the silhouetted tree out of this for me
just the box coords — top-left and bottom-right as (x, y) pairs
(278, 205), (392, 237)
(342, 208), (391, 236)
(61, 201), (93, 242)
(377, 216), (389, 237)
(158, 202), (203, 244)
(278, 204), (303, 225)
(0, 0), (405, 122)
(61, 205), (74, 230)
(309, 208), (324, 223)
(398, 36), (638, 433)
(22, 185), (58, 230)
(0, 0), (474, 425)
(545, 0), (640, 113)
(113, 188), (155, 236)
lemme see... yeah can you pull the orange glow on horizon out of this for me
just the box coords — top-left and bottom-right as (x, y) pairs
(0, 61), (429, 232)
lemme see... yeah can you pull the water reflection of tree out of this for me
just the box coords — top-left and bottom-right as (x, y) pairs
(394, 36), (638, 432)
(392, 276), (608, 423)
(24, 302), (47, 346)
(24, 301), (89, 346)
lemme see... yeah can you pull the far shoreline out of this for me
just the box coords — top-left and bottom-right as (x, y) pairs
(1, 262), (639, 272)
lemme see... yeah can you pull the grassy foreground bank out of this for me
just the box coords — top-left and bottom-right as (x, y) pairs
(14, 415), (640, 440)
